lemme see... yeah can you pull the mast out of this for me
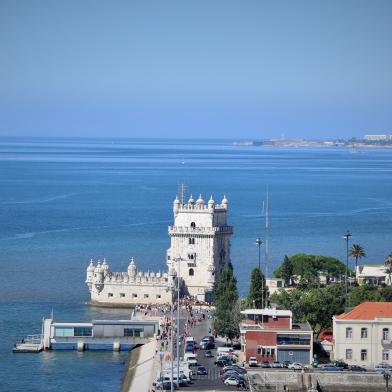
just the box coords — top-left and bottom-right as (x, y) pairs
(177, 183), (187, 205)
(264, 190), (269, 280)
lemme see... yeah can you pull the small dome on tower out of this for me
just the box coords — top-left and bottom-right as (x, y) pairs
(173, 195), (180, 204)
(94, 262), (102, 273)
(188, 194), (195, 204)
(196, 194), (205, 205)
(208, 195), (215, 206)
(221, 195), (229, 205)
(87, 259), (95, 272)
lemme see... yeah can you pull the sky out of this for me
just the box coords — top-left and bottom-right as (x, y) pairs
(0, 0), (391, 139)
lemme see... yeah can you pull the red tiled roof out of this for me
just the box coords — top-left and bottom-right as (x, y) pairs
(335, 302), (392, 320)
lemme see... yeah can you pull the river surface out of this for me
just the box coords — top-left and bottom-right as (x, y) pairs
(1, 137), (392, 391)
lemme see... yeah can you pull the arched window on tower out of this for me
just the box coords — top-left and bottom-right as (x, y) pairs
(189, 268), (194, 276)
(190, 222), (196, 229)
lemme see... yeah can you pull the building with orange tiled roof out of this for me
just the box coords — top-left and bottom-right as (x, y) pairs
(333, 302), (392, 368)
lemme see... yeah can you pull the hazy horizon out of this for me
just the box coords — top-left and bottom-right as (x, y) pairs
(1, 0), (391, 139)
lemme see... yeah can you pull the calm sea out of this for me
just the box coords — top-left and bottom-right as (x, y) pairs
(1, 138), (392, 391)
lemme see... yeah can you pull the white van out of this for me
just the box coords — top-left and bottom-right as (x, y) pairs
(217, 346), (233, 354)
(184, 353), (198, 366)
(185, 336), (195, 343)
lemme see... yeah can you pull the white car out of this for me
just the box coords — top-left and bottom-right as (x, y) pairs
(224, 377), (239, 386)
(288, 362), (303, 370)
(248, 357), (258, 367)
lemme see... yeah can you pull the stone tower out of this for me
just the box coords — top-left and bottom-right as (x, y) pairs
(167, 193), (233, 302)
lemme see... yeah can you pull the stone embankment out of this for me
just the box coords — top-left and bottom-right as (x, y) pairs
(121, 339), (159, 392)
(249, 370), (386, 392)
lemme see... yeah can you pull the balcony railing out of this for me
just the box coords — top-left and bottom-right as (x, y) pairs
(168, 226), (233, 235)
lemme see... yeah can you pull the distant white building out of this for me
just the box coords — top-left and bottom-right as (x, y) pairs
(364, 134), (392, 141)
(86, 194), (233, 305)
(356, 264), (391, 286)
(333, 302), (392, 368)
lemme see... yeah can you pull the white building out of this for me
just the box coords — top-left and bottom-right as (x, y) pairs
(265, 278), (285, 296)
(333, 302), (392, 368)
(86, 194), (233, 305)
(364, 134), (392, 141)
(356, 264), (391, 286)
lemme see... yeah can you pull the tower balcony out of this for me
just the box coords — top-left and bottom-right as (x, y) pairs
(168, 225), (233, 235)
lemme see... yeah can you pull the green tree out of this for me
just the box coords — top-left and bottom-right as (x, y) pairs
(385, 253), (392, 267)
(350, 284), (382, 306)
(247, 267), (267, 308)
(281, 255), (294, 286)
(214, 267), (241, 340)
(274, 253), (347, 284)
(271, 284), (345, 336)
(349, 244), (366, 278)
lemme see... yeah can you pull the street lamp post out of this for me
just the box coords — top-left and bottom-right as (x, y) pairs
(168, 267), (176, 392)
(255, 238), (263, 308)
(343, 230), (352, 310)
(175, 257), (182, 389)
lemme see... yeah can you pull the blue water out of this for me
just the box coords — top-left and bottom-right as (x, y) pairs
(1, 137), (392, 391)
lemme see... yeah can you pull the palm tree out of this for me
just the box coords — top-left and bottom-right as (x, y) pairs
(385, 252), (392, 268)
(349, 244), (367, 279)
(385, 266), (392, 286)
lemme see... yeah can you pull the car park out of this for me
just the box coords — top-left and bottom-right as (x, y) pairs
(223, 365), (247, 374)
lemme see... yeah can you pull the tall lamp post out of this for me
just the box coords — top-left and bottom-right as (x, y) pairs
(173, 256), (182, 389)
(168, 267), (176, 392)
(255, 238), (264, 308)
(343, 230), (352, 310)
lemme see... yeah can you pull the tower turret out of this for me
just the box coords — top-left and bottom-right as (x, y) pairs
(221, 195), (228, 209)
(94, 262), (104, 292)
(128, 257), (137, 280)
(196, 194), (205, 207)
(86, 259), (95, 291)
(102, 258), (110, 277)
(208, 195), (215, 210)
(173, 195), (180, 217)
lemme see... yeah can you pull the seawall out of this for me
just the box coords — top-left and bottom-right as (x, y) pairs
(121, 339), (158, 392)
(249, 370), (386, 392)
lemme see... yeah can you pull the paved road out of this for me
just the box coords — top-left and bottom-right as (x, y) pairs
(181, 311), (246, 391)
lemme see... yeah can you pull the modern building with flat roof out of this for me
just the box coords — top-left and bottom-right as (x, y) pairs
(43, 318), (159, 351)
(240, 308), (313, 365)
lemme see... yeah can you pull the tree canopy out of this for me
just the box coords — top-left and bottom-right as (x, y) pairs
(274, 253), (348, 284)
(246, 267), (267, 308)
(213, 267), (241, 340)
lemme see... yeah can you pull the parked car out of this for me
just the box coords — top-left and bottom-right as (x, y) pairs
(261, 361), (271, 368)
(349, 365), (367, 372)
(184, 353), (198, 367)
(204, 350), (214, 358)
(272, 361), (283, 368)
(334, 360), (349, 370)
(196, 366), (208, 375)
(283, 360), (292, 368)
(201, 341), (215, 350)
(288, 362), (303, 370)
(248, 357), (258, 367)
(375, 362), (392, 372)
(232, 341), (241, 350)
(215, 359), (231, 367)
(224, 377), (240, 386)
(320, 364), (343, 372)
(222, 371), (245, 380)
(223, 365), (247, 374)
